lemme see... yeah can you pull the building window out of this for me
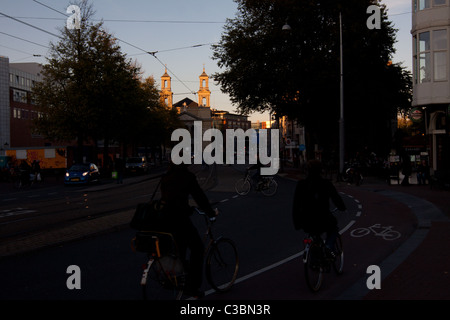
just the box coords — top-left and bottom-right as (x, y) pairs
(433, 29), (447, 81)
(419, 0), (431, 10)
(413, 35), (418, 84)
(433, 0), (446, 5)
(419, 31), (431, 83)
(13, 89), (27, 103)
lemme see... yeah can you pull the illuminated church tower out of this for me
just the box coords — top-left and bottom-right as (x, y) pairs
(160, 66), (173, 108)
(197, 66), (210, 107)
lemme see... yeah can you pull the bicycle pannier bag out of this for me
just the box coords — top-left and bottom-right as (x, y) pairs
(130, 178), (165, 230)
(129, 200), (166, 230)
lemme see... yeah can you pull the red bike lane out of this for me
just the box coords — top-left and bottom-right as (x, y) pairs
(203, 182), (418, 300)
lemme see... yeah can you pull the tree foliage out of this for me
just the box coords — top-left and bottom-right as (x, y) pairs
(213, 0), (412, 159)
(32, 0), (180, 162)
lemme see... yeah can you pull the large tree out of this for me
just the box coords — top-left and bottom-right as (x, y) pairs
(32, 1), (174, 163)
(213, 0), (412, 161)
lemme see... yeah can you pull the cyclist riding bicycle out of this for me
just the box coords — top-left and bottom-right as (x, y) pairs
(247, 156), (264, 190)
(160, 162), (217, 298)
(292, 160), (346, 258)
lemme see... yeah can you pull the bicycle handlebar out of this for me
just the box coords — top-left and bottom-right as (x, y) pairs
(193, 207), (219, 222)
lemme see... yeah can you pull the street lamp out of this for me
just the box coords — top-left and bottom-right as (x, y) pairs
(282, 21), (291, 31)
(338, 12), (345, 180)
(282, 13), (344, 179)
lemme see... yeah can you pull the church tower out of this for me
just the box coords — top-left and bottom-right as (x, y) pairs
(197, 66), (210, 107)
(160, 66), (173, 108)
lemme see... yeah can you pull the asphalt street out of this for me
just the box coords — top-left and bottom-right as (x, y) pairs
(0, 163), (449, 306)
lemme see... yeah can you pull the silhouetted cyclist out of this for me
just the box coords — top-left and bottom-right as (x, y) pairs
(292, 160), (346, 257)
(160, 162), (217, 298)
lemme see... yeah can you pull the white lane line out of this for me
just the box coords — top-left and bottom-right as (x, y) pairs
(339, 220), (356, 234)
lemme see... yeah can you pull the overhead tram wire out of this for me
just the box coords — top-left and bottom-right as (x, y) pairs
(130, 42), (217, 56)
(0, 31), (50, 49)
(0, 16), (226, 24)
(0, 11), (62, 39)
(31, 0), (197, 96)
(32, 0), (68, 16)
(0, 44), (39, 56)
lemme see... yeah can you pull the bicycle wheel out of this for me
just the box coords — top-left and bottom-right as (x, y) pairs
(235, 178), (251, 195)
(206, 238), (239, 292)
(141, 258), (185, 300)
(261, 178), (277, 196)
(332, 235), (344, 275)
(304, 243), (323, 292)
(382, 230), (401, 241)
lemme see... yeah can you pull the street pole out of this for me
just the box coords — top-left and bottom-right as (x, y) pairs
(339, 11), (345, 180)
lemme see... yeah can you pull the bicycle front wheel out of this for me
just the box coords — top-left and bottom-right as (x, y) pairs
(333, 235), (344, 275)
(141, 259), (185, 300)
(304, 244), (323, 292)
(261, 178), (277, 196)
(206, 238), (239, 292)
(235, 178), (250, 196)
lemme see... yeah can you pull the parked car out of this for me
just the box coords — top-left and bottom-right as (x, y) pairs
(64, 163), (100, 185)
(125, 156), (149, 174)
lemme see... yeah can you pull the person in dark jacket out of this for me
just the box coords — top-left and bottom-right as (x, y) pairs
(292, 160), (346, 254)
(160, 162), (217, 298)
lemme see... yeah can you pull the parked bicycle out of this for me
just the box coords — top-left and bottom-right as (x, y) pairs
(341, 161), (363, 185)
(131, 207), (239, 300)
(235, 169), (277, 196)
(302, 210), (344, 292)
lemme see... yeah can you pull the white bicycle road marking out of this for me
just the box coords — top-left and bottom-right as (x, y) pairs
(350, 224), (401, 240)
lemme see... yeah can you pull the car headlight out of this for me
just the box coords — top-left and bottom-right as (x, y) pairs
(82, 172), (88, 176)
(66, 172), (69, 177)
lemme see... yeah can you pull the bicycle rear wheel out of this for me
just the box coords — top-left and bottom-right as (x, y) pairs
(206, 238), (239, 292)
(141, 259), (185, 300)
(235, 178), (251, 195)
(261, 178), (277, 196)
(304, 243), (324, 292)
(333, 235), (344, 275)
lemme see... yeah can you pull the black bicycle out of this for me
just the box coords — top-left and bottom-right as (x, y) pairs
(302, 231), (344, 292)
(131, 207), (239, 300)
(235, 169), (277, 196)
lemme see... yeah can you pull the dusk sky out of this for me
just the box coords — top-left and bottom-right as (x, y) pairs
(0, 0), (412, 122)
